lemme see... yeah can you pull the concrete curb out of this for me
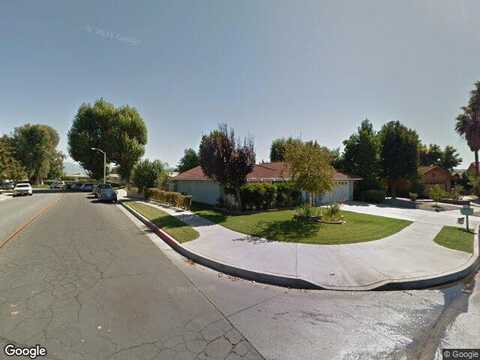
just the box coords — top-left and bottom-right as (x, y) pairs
(121, 200), (480, 291)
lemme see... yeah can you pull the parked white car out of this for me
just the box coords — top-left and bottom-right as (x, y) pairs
(13, 183), (33, 196)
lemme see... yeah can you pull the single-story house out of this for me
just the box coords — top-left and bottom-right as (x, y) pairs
(171, 162), (361, 206)
(466, 162), (480, 176)
(418, 165), (451, 192)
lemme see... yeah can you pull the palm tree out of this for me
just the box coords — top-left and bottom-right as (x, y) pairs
(455, 81), (480, 176)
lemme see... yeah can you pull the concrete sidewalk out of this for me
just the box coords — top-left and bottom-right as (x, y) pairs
(0, 193), (12, 202)
(131, 200), (477, 290)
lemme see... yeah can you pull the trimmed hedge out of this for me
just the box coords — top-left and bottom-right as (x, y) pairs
(240, 182), (301, 210)
(146, 188), (192, 210)
(361, 189), (386, 204)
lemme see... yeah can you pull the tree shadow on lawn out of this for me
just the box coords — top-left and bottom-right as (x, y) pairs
(175, 213), (215, 227)
(233, 219), (319, 243)
(149, 214), (188, 230)
(190, 202), (228, 224)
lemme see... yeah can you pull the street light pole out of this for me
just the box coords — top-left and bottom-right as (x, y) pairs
(91, 148), (106, 184)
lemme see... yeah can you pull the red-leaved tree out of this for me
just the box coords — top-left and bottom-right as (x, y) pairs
(199, 124), (255, 208)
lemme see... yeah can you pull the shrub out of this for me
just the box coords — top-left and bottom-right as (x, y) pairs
(295, 204), (320, 219)
(429, 185), (447, 206)
(449, 185), (463, 201)
(240, 182), (300, 210)
(262, 184), (277, 209)
(275, 182), (301, 208)
(409, 192), (418, 202)
(146, 188), (192, 210)
(361, 189), (386, 204)
(326, 203), (341, 219)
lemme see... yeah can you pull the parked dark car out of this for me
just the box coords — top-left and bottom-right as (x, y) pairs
(94, 183), (112, 198)
(71, 183), (83, 191)
(80, 183), (94, 192)
(98, 187), (117, 203)
(0, 181), (15, 190)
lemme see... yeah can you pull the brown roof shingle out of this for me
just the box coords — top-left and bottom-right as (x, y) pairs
(173, 162), (361, 182)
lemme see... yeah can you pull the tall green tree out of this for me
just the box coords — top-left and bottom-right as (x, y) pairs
(270, 137), (302, 162)
(12, 124), (60, 184)
(47, 151), (65, 179)
(132, 159), (166, 193)
(199, 124), (255, 208)
(441, 145), (462, 171)
(418, 144), (462, 171)
(340, 119), (381, 190)
(284, 141), (334, 206)
(379, 121), (419, 197)
(112, 105), (148, 182)
(419, 144), (443, 166)
(455, 81), (480, 176)
(0, 136), (27, 181)
(177, 148), (199, 173)
(68, 99), (147, 181)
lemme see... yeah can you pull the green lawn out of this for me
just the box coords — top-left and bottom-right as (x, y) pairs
(32, 184), (49, 188)
(191, 203), (411, 245)
(434, 226), (474, 253)
(126, 202), (199, 243)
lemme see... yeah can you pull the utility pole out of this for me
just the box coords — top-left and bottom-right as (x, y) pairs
(91, 148), (107, 184)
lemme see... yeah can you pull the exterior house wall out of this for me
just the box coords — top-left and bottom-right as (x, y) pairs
(303, 181), (353, 205)
(175, 180), (223, 205)
(175, 180), (355, 206)
(422, 168), (451, 192)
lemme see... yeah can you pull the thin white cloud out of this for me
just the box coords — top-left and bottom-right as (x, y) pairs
(85, 25), (141, 46)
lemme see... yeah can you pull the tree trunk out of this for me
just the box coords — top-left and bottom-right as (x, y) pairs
(475, 150), (479, 177)
(390, 180), (397, 199)
(235, 187), (242, 210)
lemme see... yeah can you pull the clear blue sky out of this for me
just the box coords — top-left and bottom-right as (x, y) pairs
(1, 0), (479, 168)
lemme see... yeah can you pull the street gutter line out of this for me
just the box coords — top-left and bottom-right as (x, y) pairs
(0, 197), (62, 250)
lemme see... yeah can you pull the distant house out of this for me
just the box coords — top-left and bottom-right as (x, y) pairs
(466, 162), (480, 176)
(418, 165), (451, 192)
(171, 162), (361, 206)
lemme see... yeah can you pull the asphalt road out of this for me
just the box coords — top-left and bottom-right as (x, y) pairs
(0, 193), (262, 360)
(0, 193), (478, 360)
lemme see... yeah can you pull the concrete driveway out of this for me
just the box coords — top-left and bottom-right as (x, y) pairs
(342, 201), (480, 228)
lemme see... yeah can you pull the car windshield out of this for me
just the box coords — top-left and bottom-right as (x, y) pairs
(16, 184), (30, 188)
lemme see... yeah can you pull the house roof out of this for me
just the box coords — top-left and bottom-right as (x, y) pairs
(418, 165), (450, 176)
(418, 165), (438, 175)
(467, 162), (478, 172)
(173, 162), (362, 182)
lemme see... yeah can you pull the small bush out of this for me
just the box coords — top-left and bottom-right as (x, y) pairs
(429, 185), (447, 206)
(409, 192), (418, 202)
(240, 182), (300, 210)
(449, 185), (463, 201)
(146, 188), (192, 210)
(326, 203), (341, 219)
(361, 189), (386, 204)
(275, 182), (301, 208)
(295, 204), (320, 219)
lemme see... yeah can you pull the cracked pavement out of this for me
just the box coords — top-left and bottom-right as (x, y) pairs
(0, 193), (262, 360)
(0, 193), (478, 359)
